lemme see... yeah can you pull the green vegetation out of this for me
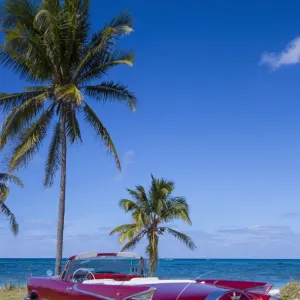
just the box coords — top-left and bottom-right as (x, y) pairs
(0, 173), (23, 235)
(110, 175), (196, 274)
(280, 282), (300, 300)
(0, 0), (136, 274)
(0, 281), (27, 300)
(0, 287), (27, 300)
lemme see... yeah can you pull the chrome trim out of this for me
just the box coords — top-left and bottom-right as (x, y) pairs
(205, 289), (251, 300)
(60, 260), (71, 280)
(73, 284), (116, 300)
(123, 287), (157, 300)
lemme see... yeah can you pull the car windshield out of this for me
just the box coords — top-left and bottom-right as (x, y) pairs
(64, 257), (142, 278)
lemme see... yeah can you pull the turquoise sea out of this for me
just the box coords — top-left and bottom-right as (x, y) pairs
(1, 258), (300, 290)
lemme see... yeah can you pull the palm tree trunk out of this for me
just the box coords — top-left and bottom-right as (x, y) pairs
(55, 114), (67, 275)
(149, 233), (158, 276)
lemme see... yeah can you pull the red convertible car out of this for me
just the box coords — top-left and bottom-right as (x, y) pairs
(24, 251), (280, 300)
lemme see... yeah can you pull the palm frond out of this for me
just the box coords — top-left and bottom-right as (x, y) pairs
(160, 227), (196, 250)
(1, 0), (38, 29)
(0, 183), (9, 201)
(0, 91), (46, 112)
(61, 0), (90, 70)
(110, 222), (140, 243)
(9, 104), (55, 171)
(119, 226), (140, 243)
(65, 106), (82, 144)
(83, 102), (120, 169)
(110, 223), (136, 235)
(149, 175), (174, 214)
(161, 197), (192, 224)
(106, 10), (133, 35)
(83, 81), (136, 111)
(76, 50), (135, 84)
(120, 230), (145, 252)
(119, 199), (141, 212)
(0, 201), (19, 235)
(0, 173), (23, 188)
(44, 121), (61, 188)
(73, 10), (133, 81)
(0, 92), (48, 149)
(33, 8), (62, 67)
(0, 33), (52, 83)
(150, 175), (174, 197)
(126, 187), (148, 204)
(40, 0), (61, 14)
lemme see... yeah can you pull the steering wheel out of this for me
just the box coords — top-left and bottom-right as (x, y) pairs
(71, 268), (96, 283)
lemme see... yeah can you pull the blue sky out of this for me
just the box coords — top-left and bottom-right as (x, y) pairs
(1, 0), (300, 258)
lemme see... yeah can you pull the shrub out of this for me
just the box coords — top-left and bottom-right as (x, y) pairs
(281, 282), (300, 300)
(0, 286), (27, 300)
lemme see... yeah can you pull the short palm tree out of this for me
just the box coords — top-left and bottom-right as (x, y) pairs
(0, 0), (136, 274)
(110, 175), (196, 275)
(0, 173), (23, 235)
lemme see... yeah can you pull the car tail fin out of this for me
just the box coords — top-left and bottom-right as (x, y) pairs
(245, 283), (273, 294)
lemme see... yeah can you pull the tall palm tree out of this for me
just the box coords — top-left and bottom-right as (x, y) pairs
(110, 175), (196, 275)
(0, 173), (23, 235)
(0, 0), (136, 274)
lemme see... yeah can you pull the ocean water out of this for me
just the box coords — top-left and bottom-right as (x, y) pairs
(1, 258), (300, 290)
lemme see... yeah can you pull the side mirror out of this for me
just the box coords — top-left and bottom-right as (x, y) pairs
(46, 270), (53, 277)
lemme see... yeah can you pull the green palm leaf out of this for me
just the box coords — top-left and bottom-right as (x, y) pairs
(83, 81), (136, 111)
(0, 93), (47, 149)
(73, 10), (133, 81)
(1, 0), (38, 29)
(0, 201), (19, 235)
(0, 0), (136, 275)
(121, 230), (146, 252)
(0, 173), (23, 187)
(44, 121), (62, 188)
(9, 105), (55, 171)
(0, 171), (22, 235)
(76, 50), (135, 84)
(65, 106), (82, 144)
(161, 197), (192, 224)
(119, 199), (141, 212)
(83, 102), (120, 169)
(111, 175), (195, 274)
(0, 183), (9, 201)
(0, 91), (46, 112)
(159, 227), (196, 250)
(109, 224), (136, 235)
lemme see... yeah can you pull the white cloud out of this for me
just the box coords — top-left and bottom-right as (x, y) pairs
(281, 212), (298, 218)
(24, 219), (73, 229)
(113, 150), (135, 181)
(218, 225), (296, 238)
(260, 37), (300, 69)
(24, 219), (53, 227)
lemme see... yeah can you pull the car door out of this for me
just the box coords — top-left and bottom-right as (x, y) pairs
(71, 283), (120, 299)
(46, 280), (154, 300)
(43, 279), (76, 300)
